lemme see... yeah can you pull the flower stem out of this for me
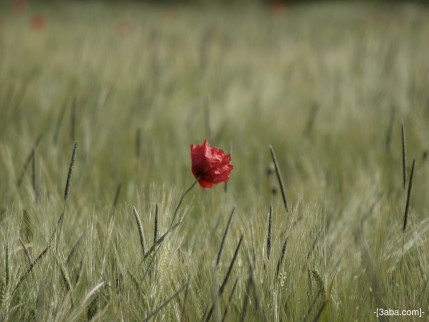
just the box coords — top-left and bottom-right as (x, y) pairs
(169, 176), (200, 229)
(141, 176), (201, 263)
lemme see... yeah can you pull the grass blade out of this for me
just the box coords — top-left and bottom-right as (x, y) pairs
(306, 228), (323, 261)
(276, 237), (288, 278)
(403, 159), (415, 232)
(5, 243), (9, 288)
(218, 235), (243, 296)
(180, 276), (191, 322)
(12, 245), (49, 295)
(132, 206), (146, 258)
(112, 183), (122, 208)
(310, 300), (328, 322)
(21, 209), (34, 243)
(216, 207), (235, 266)
(64, 142), (77, 202)
(401, 123), (407, 191)
(239, 276), (251, 322)
(385, 106), (395, 154)
(143, 281), (187, 322)
(136, 127), (142, 159)
(142, 220), (182, 262)
(266, 204), (272, 260)
(269, 145), (289, 212)
(53, 99), (69, 144)
(153, 204), (158, 246)
(67, 233), (84, 265)
(16, 134), (43, 187)
(81, 282), (105, 308)
(70, 96), (76, 142)
(205, 235), (243, 322)
(19, 238), (33, 265)
(221, 278), (238, 322)
(31, 148), (37, 200)
(354, 230), (387, 321)
(304, 103), (319, 135)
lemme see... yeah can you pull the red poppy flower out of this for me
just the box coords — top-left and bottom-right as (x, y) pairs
(191, 139), (233, 188)
(29, 14), (47, 31)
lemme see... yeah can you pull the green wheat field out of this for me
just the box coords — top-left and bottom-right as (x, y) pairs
(1, 1), (429, 321)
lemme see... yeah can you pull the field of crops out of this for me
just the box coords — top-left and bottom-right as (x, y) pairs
(1, 1), (429, 321)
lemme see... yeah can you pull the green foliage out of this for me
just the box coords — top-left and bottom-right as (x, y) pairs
(1, 2), (429, 321)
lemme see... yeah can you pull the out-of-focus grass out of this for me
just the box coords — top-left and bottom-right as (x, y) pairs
(0, 2), (429, 321)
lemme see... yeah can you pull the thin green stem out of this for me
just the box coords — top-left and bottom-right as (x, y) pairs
(140, 176), (201, 264)
(169, 176), (200, 229)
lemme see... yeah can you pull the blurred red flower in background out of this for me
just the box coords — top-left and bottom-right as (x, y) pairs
(11, 0), (27, 15)
(116, 20), (135, 37)
(162, 7), (178, 22)
(29, 14), (47, 31)
(267, 1), (287, 16)
(191, 139), (233, 188)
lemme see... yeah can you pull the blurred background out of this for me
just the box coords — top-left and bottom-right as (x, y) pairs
(1, 0), (429, 321)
